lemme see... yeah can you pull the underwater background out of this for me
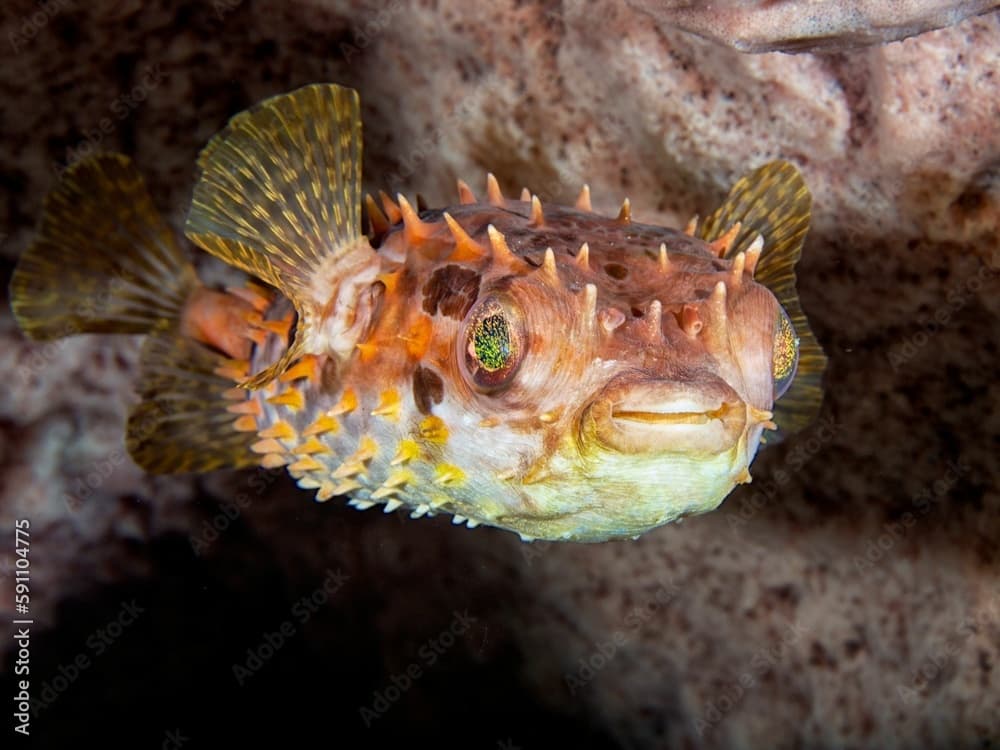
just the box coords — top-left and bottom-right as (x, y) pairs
(1, 1), (998, 747)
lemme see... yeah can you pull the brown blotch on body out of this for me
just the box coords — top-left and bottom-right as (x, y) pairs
(320, 356), (340, 392)
(604, 262), (628, 280)
(421, 265), (481, 320)
(412, 366), (445, 415)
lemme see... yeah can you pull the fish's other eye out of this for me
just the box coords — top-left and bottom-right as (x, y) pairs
(772, 307), (799, 399)
(460, 296), (525, 391)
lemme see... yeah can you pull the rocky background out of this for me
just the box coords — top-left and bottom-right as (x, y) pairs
(1, 1), (998, 748)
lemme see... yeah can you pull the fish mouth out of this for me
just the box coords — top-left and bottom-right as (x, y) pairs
(586, 377), (754, 455)
(611, 401), (736, 426)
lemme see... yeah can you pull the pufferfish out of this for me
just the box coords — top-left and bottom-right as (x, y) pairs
(10, 83), (825, 542)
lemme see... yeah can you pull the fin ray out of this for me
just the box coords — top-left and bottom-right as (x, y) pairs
(185, 83), (378, 388)
(186, 83), (365, 297)
(11, 154), (197, 340)
(127, 331), (259, 473)
(699, 161), (826, 435)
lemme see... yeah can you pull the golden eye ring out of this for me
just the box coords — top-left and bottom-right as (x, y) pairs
(772, 307), (799, 399)
(459, 295), (526, 392)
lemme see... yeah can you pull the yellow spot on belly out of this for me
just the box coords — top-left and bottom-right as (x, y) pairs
(288, 456), (324, 473)
(538, 408), (562, 424)
(280, 354), (320, 383)
(294, 437), (330, 455)
(232, 415), (258, 432)
(267, 388), (305, 411)
(259, 420), (296, 440)
(371, 389), (402, 421)
(329, 388), (357, 416)
(419, 416), (449, 444)
(434, 463), (466, 486)
(303, 414), (340, 437)
(260, 453), (290, 468)
(251, 438), (285, 454)
(356, 341), (378, 362)
(391, 439), (421, 465)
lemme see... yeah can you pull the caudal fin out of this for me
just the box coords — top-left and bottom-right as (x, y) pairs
(10, 153), (199, 340)
(10, 153), (262, 474)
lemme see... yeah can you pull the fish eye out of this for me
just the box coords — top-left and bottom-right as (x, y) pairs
(460, 296), (525, 391)
(772, 306), (799, 399)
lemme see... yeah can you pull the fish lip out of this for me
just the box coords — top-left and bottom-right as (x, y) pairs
(610, 401), (734, 425)
(584, 375), (749, 455)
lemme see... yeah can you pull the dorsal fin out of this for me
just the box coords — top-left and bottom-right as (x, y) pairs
(186, 83), (379, 389)
(698, 160), (826, 436)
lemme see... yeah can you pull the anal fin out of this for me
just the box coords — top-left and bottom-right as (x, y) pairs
(127, 330), (259, 473)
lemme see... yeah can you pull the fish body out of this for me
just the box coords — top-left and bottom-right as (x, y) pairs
(11, 84), (825, 542)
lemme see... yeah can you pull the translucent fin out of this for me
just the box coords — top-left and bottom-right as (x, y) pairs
(185, 83), (378, 389)
(10, 154), (198, 340)
(127, 330), (258, 473)
(699, 161), (826, 436)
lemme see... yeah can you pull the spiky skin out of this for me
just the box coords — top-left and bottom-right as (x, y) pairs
(9, 87), (817, 542)
(228, 190), (784, 542)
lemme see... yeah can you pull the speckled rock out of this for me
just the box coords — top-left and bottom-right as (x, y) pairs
(626, 0), (1000, 52)
(0, 1), (997, 748)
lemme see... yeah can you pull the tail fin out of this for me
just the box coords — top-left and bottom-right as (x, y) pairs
(10, 153), (261, 474)
(10, 153), (199, 339)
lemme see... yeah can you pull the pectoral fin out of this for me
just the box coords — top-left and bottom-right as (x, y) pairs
(186, 83), (380, 389)
(699, 161), (826, 436)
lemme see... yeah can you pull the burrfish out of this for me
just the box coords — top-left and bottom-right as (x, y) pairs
(10, 83), (825, 542)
